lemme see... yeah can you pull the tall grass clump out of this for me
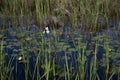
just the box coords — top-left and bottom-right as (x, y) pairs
(1, 0), (120, 30)
(0, 40), (6, 80)
(0, 0), (120, 80)
(0, 39), (14, 80)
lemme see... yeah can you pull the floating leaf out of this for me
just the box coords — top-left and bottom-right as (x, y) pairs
(75, 37), (82, 41)
(0, 34), (4, 38)
(25, 37), (32, 41)
(62, 45), (70, 51)
(68, 48), (76, 52)
(10, 32), (16, 36)
(19, 60), (28, 64)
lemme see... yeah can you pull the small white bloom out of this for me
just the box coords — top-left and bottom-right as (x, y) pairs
(43, 27), (50, 34)
(18, 56), (22, 61)
(43, 30), (45, 34)
(46, 30), (50, 34)
(45, 27), (49, 30)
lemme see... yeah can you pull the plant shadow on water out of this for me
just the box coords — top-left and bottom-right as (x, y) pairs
(0, 22), (120, 80)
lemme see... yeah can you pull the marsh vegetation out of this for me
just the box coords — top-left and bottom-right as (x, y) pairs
(0, 0), (120, 80)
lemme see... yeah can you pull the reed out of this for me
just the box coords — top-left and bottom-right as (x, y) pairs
(0, 0), (120, 80)
(0, 39), (14, 80)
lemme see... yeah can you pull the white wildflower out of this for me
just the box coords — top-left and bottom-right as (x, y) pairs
(43, 27), (50, 34)
(18, 56), (22, 61)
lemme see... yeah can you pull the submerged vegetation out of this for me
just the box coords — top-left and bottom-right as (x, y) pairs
(0, 0), (120, 80)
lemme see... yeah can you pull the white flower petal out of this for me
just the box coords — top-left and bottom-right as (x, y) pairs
(18, 56), (22, 60)
(43, 30), (45, 34)
(43, 27), (50, 34)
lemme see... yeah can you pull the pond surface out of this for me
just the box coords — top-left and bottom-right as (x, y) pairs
(0, 22), (120, 80)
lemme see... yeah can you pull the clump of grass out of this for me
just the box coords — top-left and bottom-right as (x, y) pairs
(0, 0), (120, 80)
(0, 39), (14, 80)
(1, 0), (120, 31)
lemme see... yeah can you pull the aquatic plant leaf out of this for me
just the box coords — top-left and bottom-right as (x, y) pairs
(16, 33), (25, 38)
(0, 34), (4, 38)
(5, 45), (12, 48)
(68, 48), (76, 52)
(25, 37), (32, 41)
(85, 50), (92, 56)
(13, 49), (19, 52)
(10, 32), (16, 36)
(61, 55), (71, 60)
(92, 35), (108, 40)
(19, 60), (28, 64)
(55, 68), (65, 77)
(56, 42), (66, 46)
(75, 37), (82, 41)
(62, 45), (70, 51)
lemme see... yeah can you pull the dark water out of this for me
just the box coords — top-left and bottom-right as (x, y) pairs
(1, 23), (120, 80)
